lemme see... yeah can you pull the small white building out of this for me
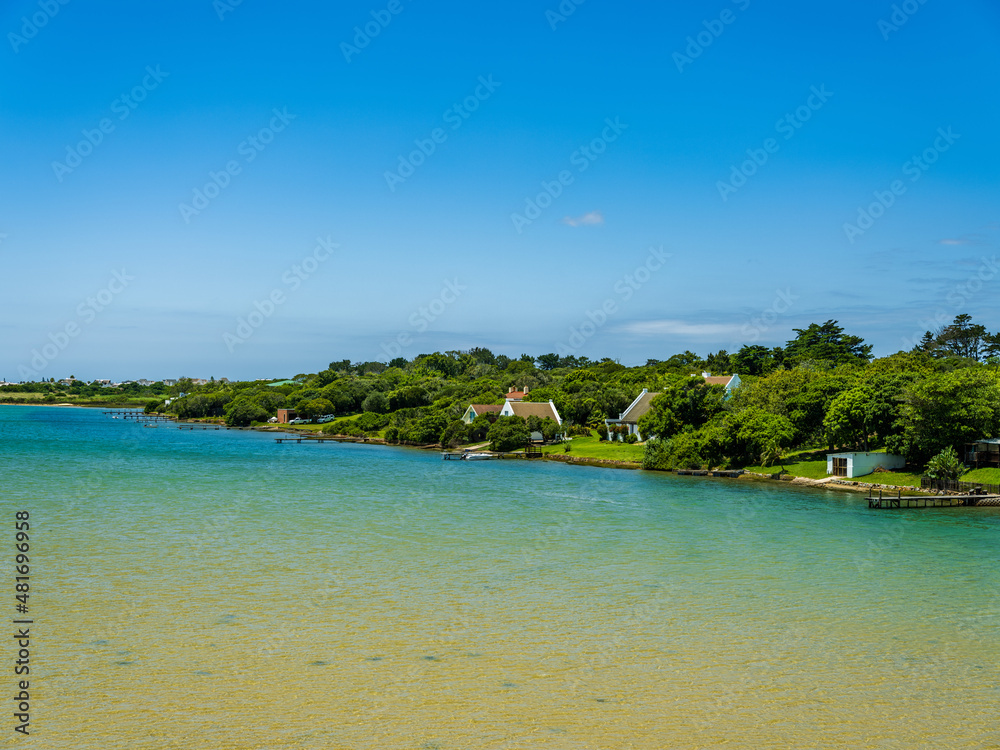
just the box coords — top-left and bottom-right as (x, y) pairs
(826, 452), (905, 478)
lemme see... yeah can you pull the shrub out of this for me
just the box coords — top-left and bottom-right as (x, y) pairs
(362, 391), (390, 414)
(642, 438), (673, 470)
(487, 416), (531, 452)
(925, 446), (967, 481)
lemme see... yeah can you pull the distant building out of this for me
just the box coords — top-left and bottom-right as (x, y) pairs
(965, 439), (1000, 469)
(276, 409), (298, 424)
(504, 386), (529, 402)
(461, 404), (503, 424)
(605, 389), (660, 441)
(499, 400), (562, 441)
(827, 452), (905, 478)
(163, 379), (178, 387)
(698, 372), (741, 397)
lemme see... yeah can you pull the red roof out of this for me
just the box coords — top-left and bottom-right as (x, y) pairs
(505, 391), (526, 401)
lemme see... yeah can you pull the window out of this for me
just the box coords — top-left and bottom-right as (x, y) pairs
(832, 457), (848, 477)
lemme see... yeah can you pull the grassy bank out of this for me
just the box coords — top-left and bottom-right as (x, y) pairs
(541, 436), (645, 463)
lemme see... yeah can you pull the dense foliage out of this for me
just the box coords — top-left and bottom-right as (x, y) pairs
(37, 314), (995, 467)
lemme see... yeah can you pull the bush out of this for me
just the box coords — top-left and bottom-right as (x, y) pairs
(362, 391), (390, 414)
(225, 399), (268, 427)
(487, 416), (531, 452)
(642, 438), (673, 471)
(400, 413), (450, 444)
(624, 433), (639, 444)
(925, 446), (967, 481)
(356, 412), (390, 432)
(440, 419), (470, 448)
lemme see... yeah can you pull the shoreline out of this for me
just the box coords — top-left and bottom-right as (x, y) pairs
(11, 403), (943, 497)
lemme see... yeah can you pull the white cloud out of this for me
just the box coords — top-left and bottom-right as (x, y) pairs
(619, 320), (740, 338)
(561, 210), (604, 227)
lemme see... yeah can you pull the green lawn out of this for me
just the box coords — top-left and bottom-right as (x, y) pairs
(540, 436), (645, 462)
(961, 468), (1000, 484)
(275, 421), (325, 432)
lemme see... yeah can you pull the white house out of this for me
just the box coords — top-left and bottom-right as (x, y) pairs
(826, 452), (905, 478)
(499, 400), (562, 441)
(460, 404), (503, 424)
(605, 389), (660, 441)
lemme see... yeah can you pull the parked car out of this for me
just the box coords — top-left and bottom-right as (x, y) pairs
(317, 415), (336, 423)
(290, 418), (308, 424)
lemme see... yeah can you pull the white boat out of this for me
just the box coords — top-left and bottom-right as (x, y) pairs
(463, 452), (495, 460)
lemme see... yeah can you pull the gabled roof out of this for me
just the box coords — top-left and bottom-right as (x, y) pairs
(467, 404), (503, 415)
(704, 375), (737, 388)
(619, 389), (660, 422)
(504, 391), (526, 401)
(506, 401), (561, 424)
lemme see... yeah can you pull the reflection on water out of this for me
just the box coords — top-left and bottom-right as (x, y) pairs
(3, 406), (999, 749)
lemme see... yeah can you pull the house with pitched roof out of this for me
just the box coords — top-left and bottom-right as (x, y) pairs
(700, 373), (741, 394)
(605, 389), (660, 441)
(499, 399), (563, 441)
(605, 375), (741, 441)
(460, 404), (504, 424)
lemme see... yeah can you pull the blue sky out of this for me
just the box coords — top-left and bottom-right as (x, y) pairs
(1, 0), (999, 380)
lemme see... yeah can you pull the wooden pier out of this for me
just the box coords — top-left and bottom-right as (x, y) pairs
(274, 437), (341, 444)
(867, 488), (999, 509)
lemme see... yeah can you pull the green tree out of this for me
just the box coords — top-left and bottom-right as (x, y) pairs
(716, 407), (795, 466)
(487, 416), (531, 452)
(362, 391), (390, 414)
(637, 376), (725, 440)
(439, 419), (470, 448)
(784, 320), (871, 366)
(934, 314), (989, 361)
(225, 399), (268, 427)
(298, 398), (335, 420)
(888, 368), (1000, 462)
(731, 345), (783, 377)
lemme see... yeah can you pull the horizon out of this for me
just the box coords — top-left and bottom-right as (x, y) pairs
(3, 1), (999, 381)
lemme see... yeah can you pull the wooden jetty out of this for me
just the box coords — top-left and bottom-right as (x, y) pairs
(676, 469), (743, 478)
(441, 446), (543, 461)
(867, 488), (1000, 509)
(274, 437), (340, 444)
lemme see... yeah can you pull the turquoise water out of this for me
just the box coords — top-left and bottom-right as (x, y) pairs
(2, 405), (999, 749)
